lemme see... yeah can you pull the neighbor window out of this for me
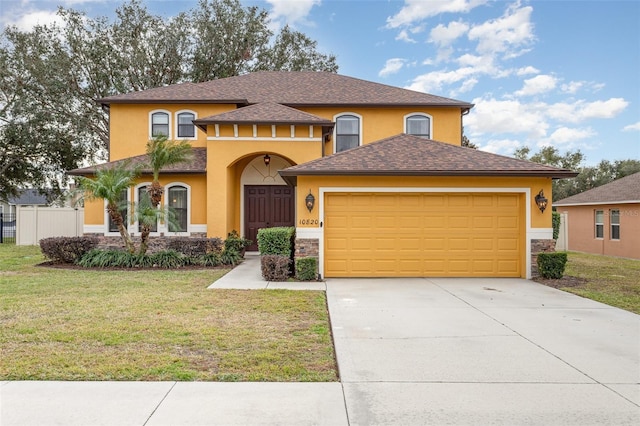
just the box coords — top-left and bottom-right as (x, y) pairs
(177, 112), (196, 138)
(405, 114), (431, 138)
(595, 210), (604, 238)
(610, 209), (620, 240)
(168, 185), (188, 232)
(137, 186), (158, 233)
(108, 190), (128, 233)
(151, 112), (170, 137)
(335, 114), (360, 153)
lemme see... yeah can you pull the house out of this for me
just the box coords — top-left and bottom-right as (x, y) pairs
(554, 172), (640, 260)
(0, 189), (50, 217)
(69, 71), (576, 278)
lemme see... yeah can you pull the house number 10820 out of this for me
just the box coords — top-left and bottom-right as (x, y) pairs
(299, 219), (319, 225)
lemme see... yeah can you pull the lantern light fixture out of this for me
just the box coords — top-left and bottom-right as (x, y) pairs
(535, 190), (548, 213)
(263, 154), (271, 166)
(305, 190), (315, 212)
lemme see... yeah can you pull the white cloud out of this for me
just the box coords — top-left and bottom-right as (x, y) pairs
(387, 0), (488, 28)
(465, 97), (549, 138)
(467, 3), (535, 57)
(395, 29), (416, 43)
(623, 122), (640, 132)
(10, 10), (64, 30)
(546, 127), (596, 144)
(429, 20), (469, 46)
(546, 98), (629, 123)
(478, 138), (523, 154)
(379, 58), (406, 77)
(405, 67), (476, 93)
(561, 81), (584, 94)
(266, 0), (320, 27)
(516, 66), (539, 76)
(514, 74), (557, 97)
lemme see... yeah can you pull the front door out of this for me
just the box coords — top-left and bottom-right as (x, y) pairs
(244, 185), (295, 251)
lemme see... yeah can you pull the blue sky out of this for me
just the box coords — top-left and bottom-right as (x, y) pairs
(2, 0), (639, 165)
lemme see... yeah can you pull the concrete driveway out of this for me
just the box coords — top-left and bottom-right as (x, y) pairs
(327, 277), (639, 425)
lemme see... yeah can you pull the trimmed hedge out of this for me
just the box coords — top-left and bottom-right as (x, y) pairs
(166, 237), (223, 257)
(40, 236), (99, 264)
(261, 255), (291, 281)
(295, 257), (318, 281)
(552, 211), (561, 240)
(257, 227), (295, 257)
(537, 252), (568, 279)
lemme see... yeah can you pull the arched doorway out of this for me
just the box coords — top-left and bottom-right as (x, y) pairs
(241, 155), (295, 251)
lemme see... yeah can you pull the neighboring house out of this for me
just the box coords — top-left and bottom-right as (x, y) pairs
(69, 71), (576, 278)
(1, 189), (50, 216)
(554, 172), (640, 260)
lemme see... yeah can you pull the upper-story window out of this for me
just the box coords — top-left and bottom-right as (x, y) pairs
(335, 114), (360, 153)
(176, 111), (196, 139)
(405, 113), (432, 138)
(151, 111), (170, 137)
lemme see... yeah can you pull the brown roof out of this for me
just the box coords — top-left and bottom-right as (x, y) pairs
(194, 102), (334, 126)
(279, 134), (578, 184)
(554, 172), (640, 205)
(67, 148), (206, 176)
(98, 71), (473, 109)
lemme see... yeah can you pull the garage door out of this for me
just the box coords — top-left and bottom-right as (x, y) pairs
(324, 192), (524, 277)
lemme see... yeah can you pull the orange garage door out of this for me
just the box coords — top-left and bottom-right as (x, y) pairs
(324, 192), (524, 277)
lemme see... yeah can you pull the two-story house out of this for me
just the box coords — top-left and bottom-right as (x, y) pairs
(69, 71), (576, 278)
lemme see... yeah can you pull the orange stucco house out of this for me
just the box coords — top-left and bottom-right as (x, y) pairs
(554, 172), (640, 259)
(69, 71), (576, 278)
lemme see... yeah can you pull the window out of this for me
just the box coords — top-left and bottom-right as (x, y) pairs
(168, 185), (188, 232)
(108, 190), (128, 233)
(595, 210), (604, 238)
(151, 111), (170, 137)
(177, 112), (196, 138)
(137, 186), (158, 232)
(405, 114), (431, 138)
(335, 114), (360, 153)
(610, 209), (620, 240)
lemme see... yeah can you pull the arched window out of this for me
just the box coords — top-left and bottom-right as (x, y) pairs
(168, 185), (188, 233)
(151, 111), (170, 137)
(176, 111), (196, 139)
(335, 114), (360, 153)
(137, 185), (157, 232)
(405, 113), (432, 138)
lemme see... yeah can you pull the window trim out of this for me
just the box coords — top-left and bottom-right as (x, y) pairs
(610, 209), (620, 240)
(175, 110), (198, 140)
(404, 112), (433, 139)
(134, 183), (159, 235)
(333, 112), (362, 153)
(165, 183), (191, 235)
(105, 188), (130, 236)
(595, 209), (604, 239)
(149, 110), (171, 139)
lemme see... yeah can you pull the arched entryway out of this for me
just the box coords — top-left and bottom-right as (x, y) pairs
(240, 155), (295, 251)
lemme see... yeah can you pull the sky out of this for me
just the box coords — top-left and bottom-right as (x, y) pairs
(1, 0), (639, 165)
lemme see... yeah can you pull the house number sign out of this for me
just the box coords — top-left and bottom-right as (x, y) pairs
(299, 219), (319, 225)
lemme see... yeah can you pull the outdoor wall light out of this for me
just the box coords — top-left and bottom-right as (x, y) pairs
(305, 190), (315, 212)
(535, 190), (548, 213)
(263, 154), (271, 166)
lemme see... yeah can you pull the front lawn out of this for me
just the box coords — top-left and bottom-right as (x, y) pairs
(535, 251), (640, 314)
(0, 245), (337, 381)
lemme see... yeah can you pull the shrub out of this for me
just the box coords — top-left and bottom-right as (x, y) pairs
(78, 249), (188, 268)
(295, 257), (318, 281)
(552, 211), (561, 240)
(537, 252), (568, 279)
(199, 252), (222, 267)
(257, 227), (295, 256)
(166, 237), (223, 257)
(261, 255), (291, 281)
(224, 230), (252, 256)
(40, 236), (99, 264)
(220, 248), (242, 266)
(149, 250), (187, 268)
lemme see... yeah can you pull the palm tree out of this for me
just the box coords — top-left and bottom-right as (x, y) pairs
(146, 135), (193, 208)
(77, 162), (138, 253)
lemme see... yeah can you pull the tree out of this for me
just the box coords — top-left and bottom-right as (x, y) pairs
(146, 135), (193, 208)
(461, 128), (477, 149)
(76, 163), (138, 253)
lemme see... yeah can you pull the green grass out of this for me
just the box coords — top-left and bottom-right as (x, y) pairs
(0, 245), (337, 381)
(555, 251), (640, 314)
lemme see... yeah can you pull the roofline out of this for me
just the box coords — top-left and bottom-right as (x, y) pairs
(96, 99), (251, 106)
(193, 119), (335, 126)
(278, 170), (578, 179)
(67, 170), (206, 176)
(554, 200), (640, 207)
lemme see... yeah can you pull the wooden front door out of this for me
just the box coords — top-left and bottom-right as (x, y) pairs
(244, 185), (295, 251)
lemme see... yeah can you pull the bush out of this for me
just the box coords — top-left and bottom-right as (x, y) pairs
(295, 257), (318, 281)
(537, 252), (568, 279)
(167, 237), (223, 257)
(224, 230), (252, 256)
(198, 252), (222, 267)
(220, 248), (242, 266)
(552, 211), (561, 240)
(257, 227), (295, 256)
(148, 250), (187, 268)
(78, 249), (188, 269)
(40, 236), (99, 264)
(261, 255), (291, 281)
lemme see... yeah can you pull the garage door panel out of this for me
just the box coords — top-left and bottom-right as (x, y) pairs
(324, 192), (523, 277)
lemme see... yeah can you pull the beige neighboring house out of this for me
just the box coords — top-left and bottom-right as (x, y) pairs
(554, 172), (640, 259)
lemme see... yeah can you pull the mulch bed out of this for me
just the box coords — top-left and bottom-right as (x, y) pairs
(36, 261), (230, 272)
(533, 275), (588, 289)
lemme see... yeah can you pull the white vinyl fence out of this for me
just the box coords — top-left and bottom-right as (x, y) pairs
(16, 206), (84, 246)
(556, 212), (568, 251)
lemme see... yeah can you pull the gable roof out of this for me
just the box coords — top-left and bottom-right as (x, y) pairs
(8, 189), (49, 205)
(98, 71), (473, 109)
(67, 148), (207, 176)
(554, 172), (640, 205)
(279, 134), (578, 184)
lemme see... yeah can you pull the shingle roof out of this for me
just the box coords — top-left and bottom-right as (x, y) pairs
(8, 189), (49, 205)
(194, 102), (335, 126)
(67, 148), (206, 176)
(554, 172), (640, 205)
(279, 134), (578, 183)
(98, 71), (474, 108)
